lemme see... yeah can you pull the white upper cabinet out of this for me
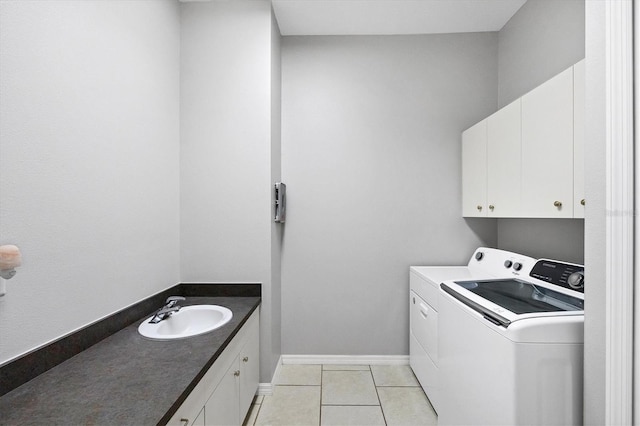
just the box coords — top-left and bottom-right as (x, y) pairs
(521, 67), (574, 218)
(573, 59), (585, 218)
(487, 99), (521, 217)
(462, 61), (584, 219)
(462, 120), (488, 217)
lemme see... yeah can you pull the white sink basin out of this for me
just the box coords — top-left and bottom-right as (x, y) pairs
(138, 305), (233, 340)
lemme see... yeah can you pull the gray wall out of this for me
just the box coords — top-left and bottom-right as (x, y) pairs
(0, 0), (181, 365)
(496, 0), (585, 263)
(269, 9), (284, 381)
(498, 0), (586, 108)
(583, 2), (606, 424)
(281, 34), (499, 355)
(180, 1), (281, 382)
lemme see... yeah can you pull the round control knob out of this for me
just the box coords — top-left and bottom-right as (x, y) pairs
(504, 260), (513, 268)
(475, 252), (484, 261)
(477, 205), (483, 211)
(554, 201), (562, 208)
(489, 205), (495, 211)
(513, 262), (523, 271)
(567, 272), (584, 290)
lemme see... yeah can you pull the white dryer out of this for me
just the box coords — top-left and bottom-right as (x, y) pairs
(409, 247), (536, 412)
(438, 258), (585, 425)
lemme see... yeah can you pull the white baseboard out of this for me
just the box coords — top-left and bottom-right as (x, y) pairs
(257, 355), (283, 396)
(281, 354), (409, 365)
(257, 382), (273, 396)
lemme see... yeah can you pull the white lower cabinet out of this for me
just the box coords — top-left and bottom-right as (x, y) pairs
(239, 321), (260, 417)
(205, 362), (239, 426)
(192, 408), (205, 426)
(168, 309), (260, 426)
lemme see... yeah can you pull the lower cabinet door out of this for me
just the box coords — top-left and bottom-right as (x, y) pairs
(205, 359), (240, 426)
(192, 407), (205, 426)
(239, 317), (260, 419)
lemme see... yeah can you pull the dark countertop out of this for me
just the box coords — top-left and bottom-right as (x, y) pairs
(0, 296), (261, 425)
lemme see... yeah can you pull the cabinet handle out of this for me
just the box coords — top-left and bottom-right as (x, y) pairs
(234, 370), (240, 377)
(243, 356), (249, 363)
(476, 205), (482, 211)
(180, 419), (190, 426)
(489, 205), (495, 211)
(581, 199), (586, 206)
(554, 201), (562, 208)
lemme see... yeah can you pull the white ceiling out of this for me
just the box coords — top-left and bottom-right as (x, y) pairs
(272, 0), (528, 36)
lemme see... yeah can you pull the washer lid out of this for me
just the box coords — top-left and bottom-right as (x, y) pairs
(441, 278), (584, 327)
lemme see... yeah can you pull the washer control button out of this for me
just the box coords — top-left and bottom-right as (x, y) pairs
(475, 252), (484, 261)
(504, 260), (513, 268)
(513, 262), (523, 271)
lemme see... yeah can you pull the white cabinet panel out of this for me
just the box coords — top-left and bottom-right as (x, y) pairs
(487, 99), (521, 217)
(462, 120), (488, 217)
(239, 319), (260, 420)
(573, 59), (585, 218)
(193, 408), (205, 426)
(205, 362), (240, 426)
(521, 67), (574, 217)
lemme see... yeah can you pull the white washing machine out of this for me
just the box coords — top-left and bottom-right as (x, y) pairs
(438, 257), (585, 425)
(409, 247), (536, 413)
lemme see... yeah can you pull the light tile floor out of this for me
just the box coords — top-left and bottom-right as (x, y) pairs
(243, 364), (437, 426)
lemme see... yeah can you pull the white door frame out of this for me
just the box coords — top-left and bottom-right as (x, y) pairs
(605, 0), (634, 424)
(633, 1), (640, 424)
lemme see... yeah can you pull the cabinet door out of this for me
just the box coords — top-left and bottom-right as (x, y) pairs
(205, 359), (240, 426)
(462, 120), (487, 217)
(487, 99), (522, 217)
(192, 408), (205, 426)
(521, 67), (574, 217)
(573, 59), (585, 218)
(239, 317), (260, 421)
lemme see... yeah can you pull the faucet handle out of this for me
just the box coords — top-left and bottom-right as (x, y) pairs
(165, 296), (185, 308)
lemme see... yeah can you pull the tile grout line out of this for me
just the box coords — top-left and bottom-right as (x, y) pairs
(370, 365), (389, 426)
(319, 365), (323, 426)
(250, 401), (263, 426)
(320, 404), (383, 406)
(270, 384), (322, 387)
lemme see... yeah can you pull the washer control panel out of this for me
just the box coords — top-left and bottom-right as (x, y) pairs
(529, 259), (585, 293)
(470, 248), (536, 277)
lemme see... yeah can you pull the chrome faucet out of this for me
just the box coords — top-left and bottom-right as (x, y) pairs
(148, 296), (185, 324)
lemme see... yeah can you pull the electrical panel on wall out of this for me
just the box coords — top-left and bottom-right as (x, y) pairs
(274, 182), (286, 223)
